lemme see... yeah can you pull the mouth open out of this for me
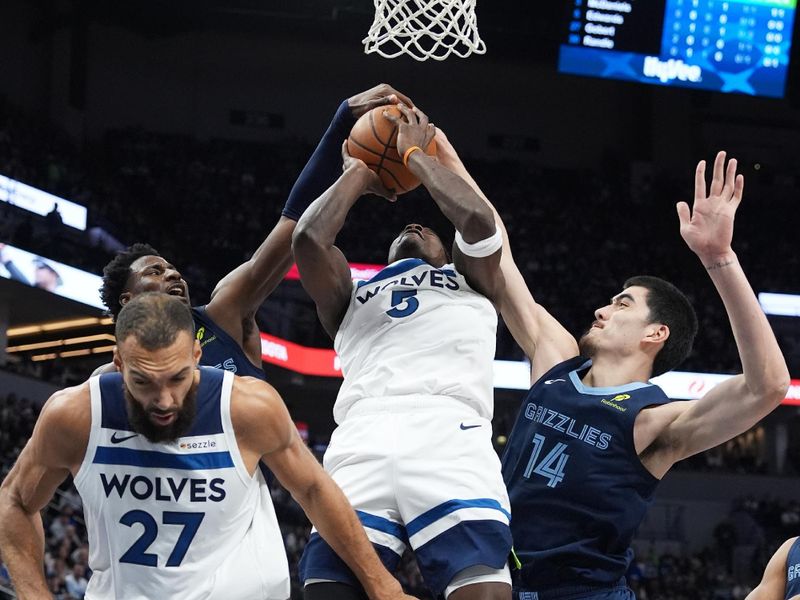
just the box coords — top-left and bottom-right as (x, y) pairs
(167, 284), (186, 298)
(149, 412), (177, 426)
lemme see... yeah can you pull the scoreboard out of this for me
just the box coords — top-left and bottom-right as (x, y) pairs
(558, 0), (796, 98)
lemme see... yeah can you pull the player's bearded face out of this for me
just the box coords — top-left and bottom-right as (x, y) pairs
(125, 383), (197, 443)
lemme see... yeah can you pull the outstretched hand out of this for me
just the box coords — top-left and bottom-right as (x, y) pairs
(383, 103), (436, 157)
(348, 83), (414, 120)
(677, 151), (743, 264)
(341, 140), (397, 202)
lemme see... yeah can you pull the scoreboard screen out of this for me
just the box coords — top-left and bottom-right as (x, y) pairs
(558, 0), (796, 98)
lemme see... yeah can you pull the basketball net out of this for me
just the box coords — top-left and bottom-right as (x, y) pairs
(363, 0), (486, 61)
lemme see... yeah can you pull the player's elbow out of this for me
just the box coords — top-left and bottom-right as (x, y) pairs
(459, 203), (497, 243)
(0, 483), (20, 530)
(750, 372), (791, 409)
(765, 374), (791, 406)
(292, 220), (325, 256)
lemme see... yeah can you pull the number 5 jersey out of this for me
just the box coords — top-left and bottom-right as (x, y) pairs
(333, 258), (498, 424)
(74, 367), (290, 600)
(501, 356), (671, 589)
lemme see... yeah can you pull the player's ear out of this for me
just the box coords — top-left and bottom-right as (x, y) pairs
(644, 323), (669, 345)
(193, 338), (202, 366)
(119, 291), (131, 307)
(113, 346), (122, 371)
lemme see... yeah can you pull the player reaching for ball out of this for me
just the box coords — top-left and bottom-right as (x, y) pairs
(435, 139), (789, 599)
(292, 101), (512, 600)
(96, 84), (412, 381)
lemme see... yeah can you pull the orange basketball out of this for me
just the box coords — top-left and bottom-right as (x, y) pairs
(347, 105), (437, 195)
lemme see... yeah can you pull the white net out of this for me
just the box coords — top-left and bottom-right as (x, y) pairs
(362, 0), (486, 61)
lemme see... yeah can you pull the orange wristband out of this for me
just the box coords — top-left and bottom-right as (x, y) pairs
(403, 145), (422, 167)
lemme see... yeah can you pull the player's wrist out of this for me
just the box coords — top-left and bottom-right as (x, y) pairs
(700, 250), (737, 271)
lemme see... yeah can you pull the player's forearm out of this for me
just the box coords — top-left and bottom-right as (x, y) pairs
(703, 252), (789, 400)
(406, 152), (496, 242)
(229, 217), (296, 307)
(297, 478), (402, 600)
(281, 100), (354, 221)
(293, 167), (368, 251)
(0, 496), (51, 599)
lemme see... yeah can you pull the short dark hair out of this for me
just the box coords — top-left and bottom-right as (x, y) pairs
(100, 243), (161, 321)
(624, 275), (698, 377)
(115, 293), (195, 350)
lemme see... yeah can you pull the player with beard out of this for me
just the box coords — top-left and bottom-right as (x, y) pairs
(434, 140), (789, 599)
(293, 104), (512, 600)
(97, 84), (412, 379)
(0, 293), (416, 600)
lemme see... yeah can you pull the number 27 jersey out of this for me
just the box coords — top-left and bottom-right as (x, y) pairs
(334, 258), (498, 423)
(74, 368), (289, 599)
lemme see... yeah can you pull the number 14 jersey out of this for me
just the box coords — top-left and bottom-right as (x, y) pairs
(334, 258), (498, 424)
(74, 368), (289, 599)
(501, 357), (671, 589)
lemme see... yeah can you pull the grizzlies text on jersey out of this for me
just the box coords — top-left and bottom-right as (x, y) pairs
(74, 368), (289, 599)
(502, 357), (671, 591)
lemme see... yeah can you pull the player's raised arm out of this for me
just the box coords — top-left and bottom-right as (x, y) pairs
(646, 152), (789, 474)
(232, 379), (414, 600)
(433, 130), (578, 381)
(385, 104), (504, 302)
(0, 387), (89, 600)
(206, 85), (411, 351)
(292, 142), (396, 338)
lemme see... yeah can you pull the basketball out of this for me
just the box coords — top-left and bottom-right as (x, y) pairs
(347, 105), (437, 195)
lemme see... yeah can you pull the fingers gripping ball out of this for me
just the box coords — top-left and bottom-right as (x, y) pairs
(347, 105), (437, 195)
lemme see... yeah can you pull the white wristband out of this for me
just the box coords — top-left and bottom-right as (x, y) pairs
(454, 228), (503, 258)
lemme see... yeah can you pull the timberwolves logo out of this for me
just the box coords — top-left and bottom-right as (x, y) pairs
(600, 393), (631, 413)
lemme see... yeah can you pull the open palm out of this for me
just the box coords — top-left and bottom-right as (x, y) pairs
(677, 151), (744, 261)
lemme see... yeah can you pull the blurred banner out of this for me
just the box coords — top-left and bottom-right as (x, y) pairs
(0, 173), (88, 230)
(284, 262), (384, 282)
(0, 243), (103, 309)
(759, 292), (800, 317)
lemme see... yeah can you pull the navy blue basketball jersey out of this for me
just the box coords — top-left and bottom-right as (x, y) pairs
(502, 357), (671, 589)
(192, 306), (265, 380)
(786, 537), (800, 599)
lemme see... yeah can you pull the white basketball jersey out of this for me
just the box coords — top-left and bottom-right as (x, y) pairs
(74, 368), (290, 600)
(334, 258), (497, 423)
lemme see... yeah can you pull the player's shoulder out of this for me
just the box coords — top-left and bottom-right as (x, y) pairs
(44, 381), (91, 421)
(230, 375), (291, 454)
(34, 382), (91, 464)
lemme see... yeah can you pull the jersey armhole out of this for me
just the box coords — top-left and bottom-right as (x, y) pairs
(333, 281), (359, 350)
(627, 397), (671, 483)
(74, 376), (102, 487)
(221, 371), (259, 486)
